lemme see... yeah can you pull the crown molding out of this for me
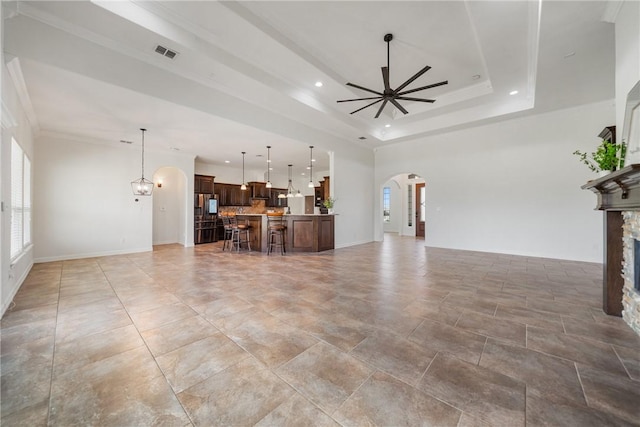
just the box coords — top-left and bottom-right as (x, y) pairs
(6, 57), (40, 132)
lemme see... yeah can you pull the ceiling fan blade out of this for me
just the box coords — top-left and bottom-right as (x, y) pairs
(382, 67), (391, 91)
(395, 65), (431, 93)
(398, 80), (448, 96)
(374, 99), (389, 119)
(350, 98), (383, 115)
(389, 98), (409, 115)
(337, 96), (383, 103)
(346, 82), (383, 96)
(396, 96), (436, 103)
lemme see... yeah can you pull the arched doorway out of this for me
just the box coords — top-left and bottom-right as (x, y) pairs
(381, 172), (426, 238)
(152, 166), (188, 246)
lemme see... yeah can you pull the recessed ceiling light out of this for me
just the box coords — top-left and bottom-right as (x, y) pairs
(385, 124), (391, 128)
(315, 81), (323, 87)
(306, 166), (311, 170)
(301, 172), (305, 176)
(472, 74), (481, 80)
(224, 160), (230, 164)
(311, 158), (316, 162)
(269, 167), (273, 171)
(509, 90), (518, 96)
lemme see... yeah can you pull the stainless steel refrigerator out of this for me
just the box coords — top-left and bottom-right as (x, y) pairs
(194, 194), (218, 244)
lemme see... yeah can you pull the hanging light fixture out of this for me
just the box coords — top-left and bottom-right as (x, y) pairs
(266, 146), (272, 188)
(286, 164), (296, 198)
(308, 145), (315, 188)
(240, 151), (247, 190)
(131, 128), (154, 196)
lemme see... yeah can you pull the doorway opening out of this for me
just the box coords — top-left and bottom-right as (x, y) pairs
(381, 173), (426, 239)
(152, 166), (188, 246)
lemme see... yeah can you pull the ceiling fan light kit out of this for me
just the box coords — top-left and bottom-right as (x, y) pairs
(337, 33), (448, 118)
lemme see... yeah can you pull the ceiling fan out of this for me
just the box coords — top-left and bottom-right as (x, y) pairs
(337, 33), (448, 119)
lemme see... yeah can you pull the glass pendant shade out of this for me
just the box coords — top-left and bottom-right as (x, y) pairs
(131, 128), (154, 196)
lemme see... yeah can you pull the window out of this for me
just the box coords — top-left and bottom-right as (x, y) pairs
(383, 187), (391, 222)
(10, 138), (31, 259)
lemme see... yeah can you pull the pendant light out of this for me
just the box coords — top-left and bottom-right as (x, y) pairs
(266, 146), (272, 188)
(308, 145), (314, 188)
(240, 151), (247, 190)
(131, 128), (154, 196)
(286, 164), (296, 198)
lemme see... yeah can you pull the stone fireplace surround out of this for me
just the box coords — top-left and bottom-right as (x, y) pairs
(621, 212), (640, 335)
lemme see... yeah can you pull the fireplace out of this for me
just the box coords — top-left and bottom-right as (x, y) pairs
(583, 167), (640, 337)
(583, 83), (640, 336)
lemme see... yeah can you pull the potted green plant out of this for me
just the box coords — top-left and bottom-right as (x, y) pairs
(322, 197), (336, 214)
(573, 139), (625, 175)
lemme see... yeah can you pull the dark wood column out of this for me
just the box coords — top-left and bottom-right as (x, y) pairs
(604, 211), (624, 315)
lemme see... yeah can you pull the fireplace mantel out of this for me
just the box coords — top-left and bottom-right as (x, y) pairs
(582, 164), (640, 211)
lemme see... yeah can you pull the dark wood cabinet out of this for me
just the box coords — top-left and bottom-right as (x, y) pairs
(267, 188), (288, 207)
(217, 182), (250, 206)
(195, 174), (215, 194)
(249, 182), (269, 199)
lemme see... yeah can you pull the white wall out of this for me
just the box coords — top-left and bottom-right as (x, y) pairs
(333, 147), (375, 248)
(375, 100), (615, 262)
(1, 61), (35, 314)
(33, 134), (195, 262)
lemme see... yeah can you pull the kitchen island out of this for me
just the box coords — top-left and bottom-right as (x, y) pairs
(235, 214), (335, 253)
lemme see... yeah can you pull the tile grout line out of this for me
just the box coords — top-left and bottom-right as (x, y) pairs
(95, 257), (197, 426)
(45, 262), (64, 426)
(573, 362), (590, 408)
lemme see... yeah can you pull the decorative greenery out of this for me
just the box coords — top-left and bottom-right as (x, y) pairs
(322, 197), (336, 209)
(573, 139), (626, 173)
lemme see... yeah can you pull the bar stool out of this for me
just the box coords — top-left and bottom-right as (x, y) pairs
(231, 216), (252, 252)
(267, 212), (286, 255)
(220, 215), (235, 251)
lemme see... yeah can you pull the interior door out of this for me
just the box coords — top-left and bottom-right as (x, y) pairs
(415, 182), (425, 238)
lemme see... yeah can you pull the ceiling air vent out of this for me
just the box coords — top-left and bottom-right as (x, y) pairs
(358, 136), (367, 140)
(154, 45), (178, 60)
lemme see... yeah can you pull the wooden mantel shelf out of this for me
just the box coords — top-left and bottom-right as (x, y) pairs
(582, 164), (640, 211)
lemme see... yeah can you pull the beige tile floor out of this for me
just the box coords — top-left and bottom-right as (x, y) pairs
(2, 234), (640, 426)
